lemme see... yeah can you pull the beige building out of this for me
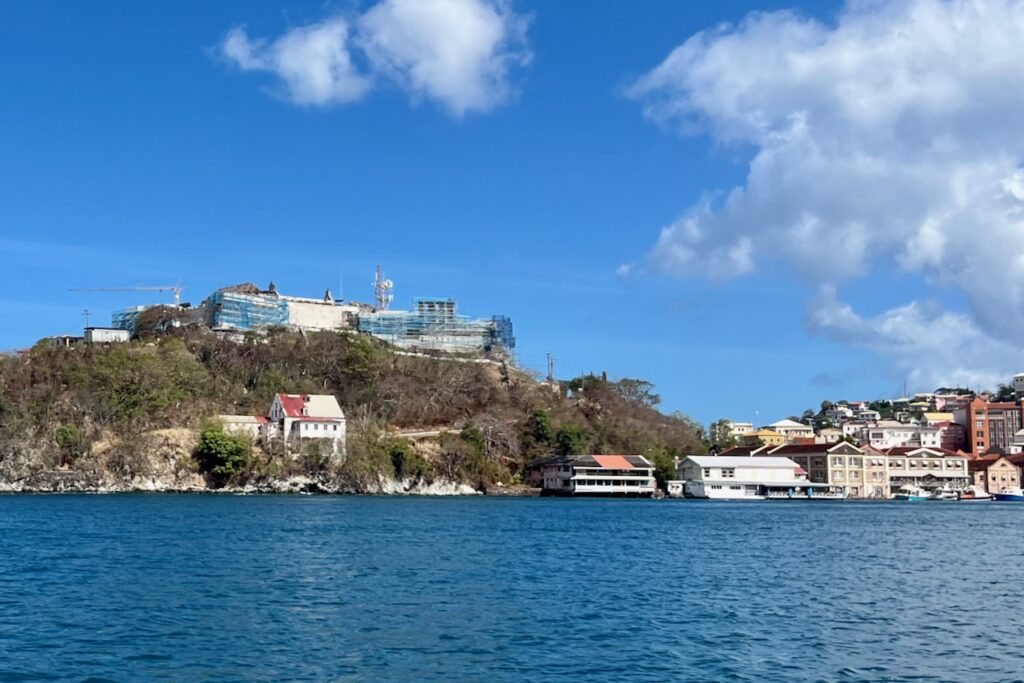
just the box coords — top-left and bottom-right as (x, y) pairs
(968, 455), (1023, 493)
(769, 419), (815, 441)
(884, 447), (969, 492)
(771, 442), (888, 498)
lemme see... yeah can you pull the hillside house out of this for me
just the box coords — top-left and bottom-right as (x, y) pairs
(217, 393), (347, 457)
(267, 393), (347, 454)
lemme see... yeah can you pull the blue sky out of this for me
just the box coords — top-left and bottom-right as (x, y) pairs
(3, 0), (1023, 426)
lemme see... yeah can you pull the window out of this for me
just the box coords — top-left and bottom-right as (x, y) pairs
(722, 468), (736, 478)
(702, 468), (711, 478)
(976, 431), (984, 437)
(976, 420), (984, 427)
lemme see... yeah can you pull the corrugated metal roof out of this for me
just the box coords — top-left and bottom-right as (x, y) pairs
(685, 456), (801, 468)
(592, 455), (635, 470)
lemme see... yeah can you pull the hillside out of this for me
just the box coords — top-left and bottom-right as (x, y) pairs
(0, 328), (706, 492)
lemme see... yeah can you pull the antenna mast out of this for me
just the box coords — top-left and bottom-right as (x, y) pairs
(373, 265), (394, 311)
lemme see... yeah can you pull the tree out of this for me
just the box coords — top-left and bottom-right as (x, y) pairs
(706, 419), (738, 450)
(613, 378), (662, 407)
(820, 400), (834, 414)
(555, 424), (591, 456)
(994, 384), (1016, 402)
(194, 427), (252, 485)
(530, 409), (554, 446)
(54, 424), (86, 466)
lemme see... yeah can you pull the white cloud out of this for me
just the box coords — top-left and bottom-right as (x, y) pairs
(629, 0), (1024, 388)
(806, 285), (1017, 391)
(359, 0), (530, 115)
(222, 19), (370, 106)
(220, 0), (529, 114)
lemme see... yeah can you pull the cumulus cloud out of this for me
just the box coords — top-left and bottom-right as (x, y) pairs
(629, 0), (1024, 387)
(359, 0), (530, 115)
(223, 19), (370, 105)
(220, 0), (529, 114)
(806, 285), (1017, 390)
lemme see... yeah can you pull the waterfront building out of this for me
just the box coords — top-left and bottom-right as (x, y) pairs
(769, 442), (887, 498)
(884, 447), (969, 492)
(717, 445), (774, 457)
(741, 429), (787, 447)
(968, 454), (1023, 494)
(532, 455), (656, 497)
(673, 455), (830, 499)
(1014, 373), (1024, 398)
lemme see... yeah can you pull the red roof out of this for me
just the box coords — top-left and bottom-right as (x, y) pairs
(592, 455), (634, 470)
(277, 394), (308, 418)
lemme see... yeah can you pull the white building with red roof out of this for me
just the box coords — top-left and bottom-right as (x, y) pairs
(267, 393), (346, 455)
(529, 454), (655, 497)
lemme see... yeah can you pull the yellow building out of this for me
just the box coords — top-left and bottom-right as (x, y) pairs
(742, 429), (787, 447)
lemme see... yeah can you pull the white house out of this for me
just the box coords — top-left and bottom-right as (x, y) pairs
(866, 421), (940, 449)
(725, 421), (754, 439)
(768, 419), (815, 441)
(673, 455), (831, 500)
(267, 393), (346, 454)
(531, 454), (656, 497)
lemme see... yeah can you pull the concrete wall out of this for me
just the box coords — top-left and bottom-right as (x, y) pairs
(85, 328), (130, 343)
(285, 299), (357, 331)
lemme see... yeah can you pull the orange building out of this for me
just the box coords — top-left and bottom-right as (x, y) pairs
(966, 398), (1022, 455)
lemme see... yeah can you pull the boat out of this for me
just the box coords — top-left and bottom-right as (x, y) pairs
(993, 487), (1024, 502)
(930, 484), (958, 501)
(958, 486), (992, 501)
(894, 485), (932, 501)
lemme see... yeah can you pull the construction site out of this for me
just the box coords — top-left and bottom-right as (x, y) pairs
(80, 267), (515, 358)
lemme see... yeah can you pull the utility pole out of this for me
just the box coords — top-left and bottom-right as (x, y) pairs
(546, 353), (555, 383)
(82, 308), (91, 328)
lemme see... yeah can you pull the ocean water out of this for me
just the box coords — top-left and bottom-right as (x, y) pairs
(0, 496), (1021, 682)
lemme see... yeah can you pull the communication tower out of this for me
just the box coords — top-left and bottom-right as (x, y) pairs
(374, 265), (394, 311)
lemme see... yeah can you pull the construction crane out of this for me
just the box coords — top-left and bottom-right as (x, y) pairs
(70, 286), (184, 306)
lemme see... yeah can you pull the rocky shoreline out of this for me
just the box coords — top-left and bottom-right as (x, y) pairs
(0, 471), (484, 496)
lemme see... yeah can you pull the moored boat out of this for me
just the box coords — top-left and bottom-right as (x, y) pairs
(993, 487), (1024, 502)
(958, 486), (992, 501)
(894, 485), (932, 501)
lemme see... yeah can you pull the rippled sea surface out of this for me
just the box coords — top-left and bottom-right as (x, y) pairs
(1, 496), (1022, 682)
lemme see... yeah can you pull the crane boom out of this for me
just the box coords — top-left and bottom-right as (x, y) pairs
(70, 286), (184, 306)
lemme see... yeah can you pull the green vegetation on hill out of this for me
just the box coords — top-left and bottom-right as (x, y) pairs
(0, 329), (705, 490)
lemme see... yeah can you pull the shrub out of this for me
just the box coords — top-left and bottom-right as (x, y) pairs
(194, 427), (252, 484)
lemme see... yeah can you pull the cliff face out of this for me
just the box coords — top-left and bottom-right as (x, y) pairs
(0, 329), (706, 493)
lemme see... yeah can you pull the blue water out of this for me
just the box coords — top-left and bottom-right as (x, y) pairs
(0, 496), (1022, 682)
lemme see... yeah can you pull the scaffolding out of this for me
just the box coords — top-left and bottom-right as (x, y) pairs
(206, 290), (288, 330)
(357, 298), (515, 354)
(111, 306), (151, 332)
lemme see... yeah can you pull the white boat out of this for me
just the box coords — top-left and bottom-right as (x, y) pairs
(930, 485), (958, 501)
(894, 485), (932, 501)
(958, 486), (992, 501)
